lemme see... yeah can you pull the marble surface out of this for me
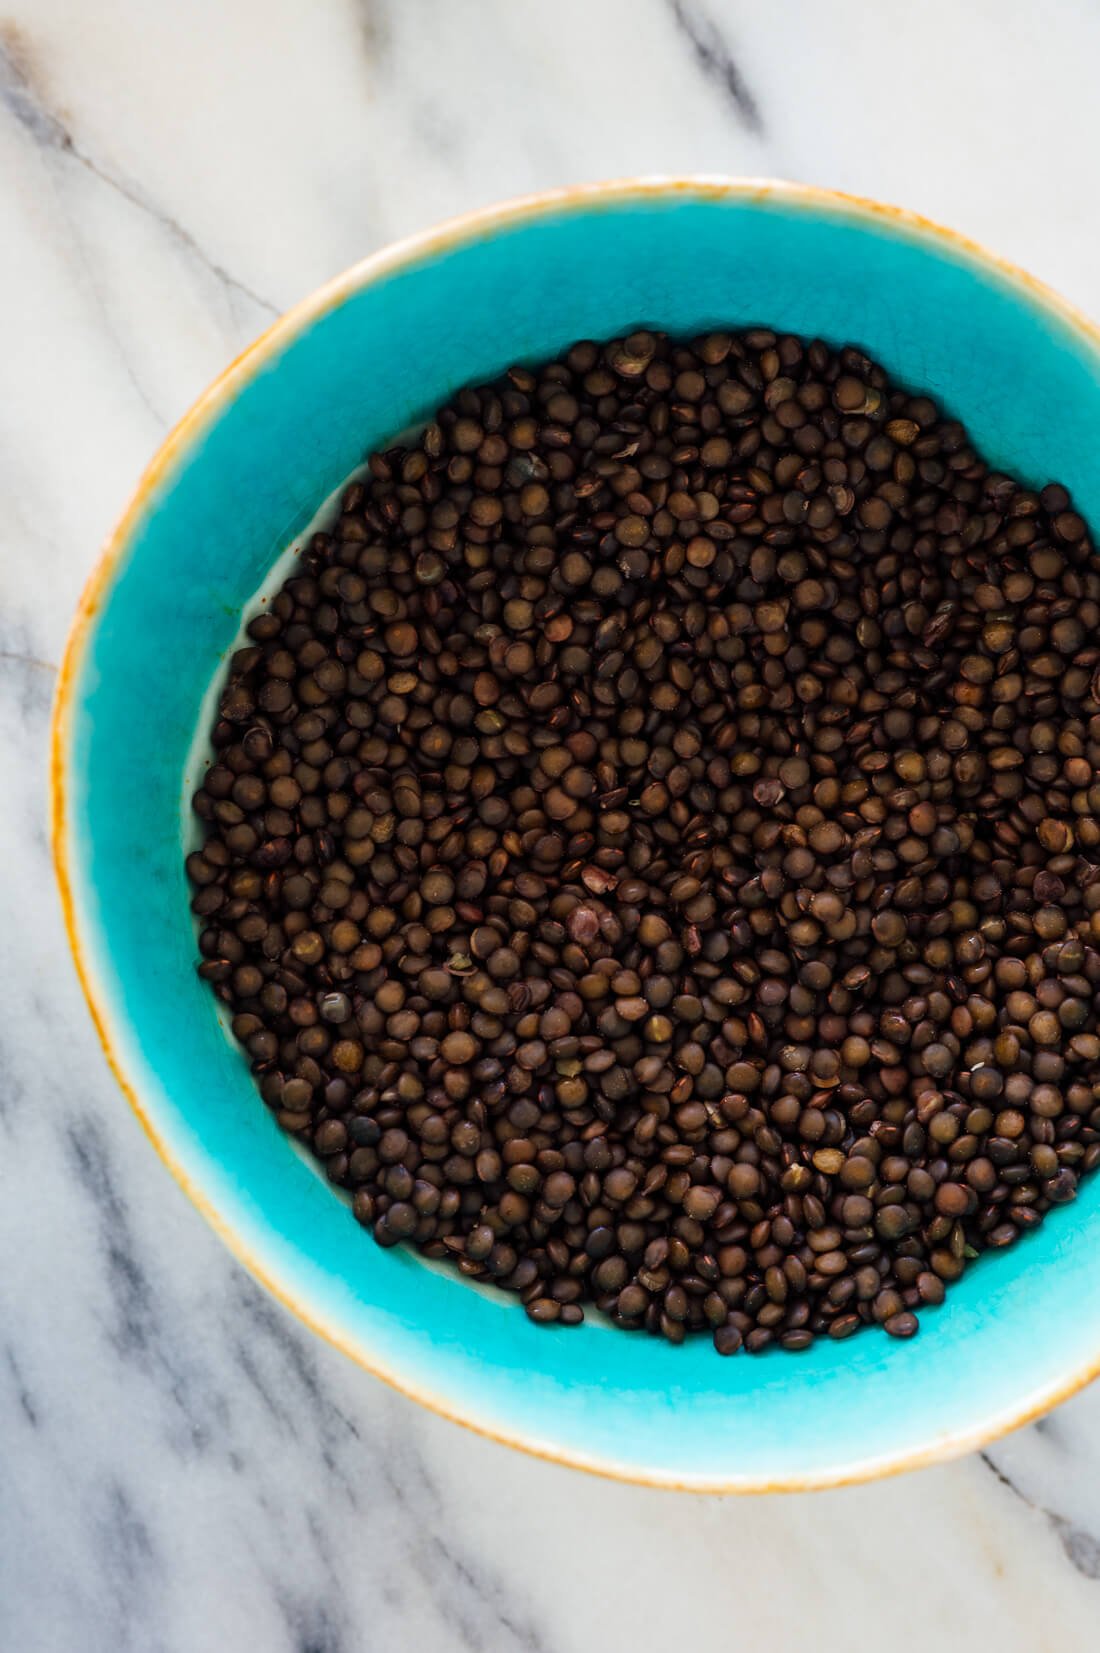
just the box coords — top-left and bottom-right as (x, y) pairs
(6, 1), (1100, 1646)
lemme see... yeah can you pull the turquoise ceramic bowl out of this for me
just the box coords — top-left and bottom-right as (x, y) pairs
(54, 179), (1100, 1490)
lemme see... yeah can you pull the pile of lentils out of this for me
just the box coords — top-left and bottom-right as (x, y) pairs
(187, 327), (1100, 1354)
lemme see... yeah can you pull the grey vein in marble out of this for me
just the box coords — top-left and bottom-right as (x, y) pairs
(664, 0), (763, 134)
(982, 1449), (1100, 1582)
(0, 22), (279, 324)
(0, 645), (55, 737)
(0, 648), (56, 675)
(65, 1116), (162, 1357)
(353, 0), (392, 65)
(5, 1345), (40, 1428)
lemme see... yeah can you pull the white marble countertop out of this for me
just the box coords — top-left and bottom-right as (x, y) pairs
(6, 1), (1100, 1647)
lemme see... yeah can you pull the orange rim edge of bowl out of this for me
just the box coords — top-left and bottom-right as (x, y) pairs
(49, 176), (1100, 1494)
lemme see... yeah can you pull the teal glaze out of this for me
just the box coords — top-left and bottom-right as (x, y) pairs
(57, 182), (1100, 1489)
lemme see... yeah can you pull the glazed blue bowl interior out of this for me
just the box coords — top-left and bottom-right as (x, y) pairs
(63, 185), (1100, 1488)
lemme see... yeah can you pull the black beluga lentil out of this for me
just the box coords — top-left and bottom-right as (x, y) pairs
(187, 327), (1100, 1354)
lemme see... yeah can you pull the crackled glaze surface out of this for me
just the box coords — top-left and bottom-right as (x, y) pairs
(10, 2), (1100, 1647)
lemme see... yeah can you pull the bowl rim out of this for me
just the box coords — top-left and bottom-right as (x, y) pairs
(51, 174), (1100, 1494)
